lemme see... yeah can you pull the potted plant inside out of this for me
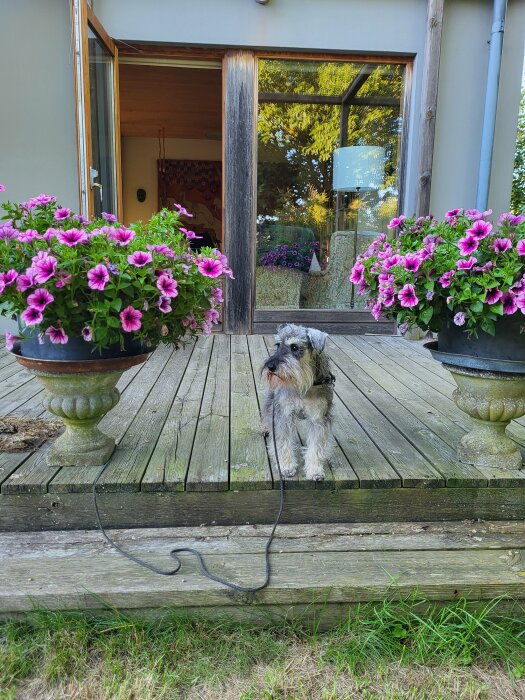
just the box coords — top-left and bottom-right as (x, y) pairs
(0, 190), (230, 467)
(349, 208), (525, 469)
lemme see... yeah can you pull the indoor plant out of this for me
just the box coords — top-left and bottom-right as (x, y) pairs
(0, 189), (230, 466)
(350, 208), (525, 469)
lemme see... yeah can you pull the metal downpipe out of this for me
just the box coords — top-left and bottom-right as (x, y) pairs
(476, 0), (508, 211)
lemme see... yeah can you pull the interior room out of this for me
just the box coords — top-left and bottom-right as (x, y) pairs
(118, 59), (222, 249)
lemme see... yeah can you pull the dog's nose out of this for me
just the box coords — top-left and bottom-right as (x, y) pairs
(266, 360), (277, 373)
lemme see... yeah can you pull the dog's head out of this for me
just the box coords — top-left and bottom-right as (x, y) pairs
(262, 324), (328, 394)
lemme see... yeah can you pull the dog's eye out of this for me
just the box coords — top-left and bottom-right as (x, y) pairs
(290, 344), (298, 352)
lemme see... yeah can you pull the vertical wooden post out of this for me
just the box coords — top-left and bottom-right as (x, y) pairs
(223, 50), (258, 334)
(415, 0), (444, 216)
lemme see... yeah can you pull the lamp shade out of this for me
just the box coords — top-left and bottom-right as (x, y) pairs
(333, 146), (385, 192)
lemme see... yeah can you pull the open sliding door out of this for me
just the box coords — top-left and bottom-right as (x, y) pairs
(72, 0), (122, 220)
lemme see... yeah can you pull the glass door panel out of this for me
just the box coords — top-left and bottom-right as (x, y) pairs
(88, 28), (117, 218)
(256, 59), (405, 312)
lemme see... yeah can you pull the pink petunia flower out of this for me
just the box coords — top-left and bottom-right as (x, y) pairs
(485, 288), (503, 305)
(147, 243), (174, 257)
(82, 326), (93, 341)
(501, 291), (518, 315)
(55, 271), (73, 288)
(211, 287), (224, 303)
(43, 227), (58, 243)
(127, 250), (153, 267)
(180, 227), (202, 240)
(1, 270), (18, 286)
(398, 284), (419, 308)
(456, 257), (476, 270)
(87, 264), (110, 291)
(516, 293), (525, 314)
(198, 258), (222, 278)
(349, 262), (365, 284)
(516, 240), (525, 256)
(498, 213), (525, 226)
(156, 274), (178, 298)
(439, 270), (455, 288)
(204, 308), (220, 324)
(383, 254), (404, 270)
(0, 184), (5, 192)
(182, 312), (197, 329)
(445, 208), (462, 219)
(54, 207), (71, 221)
(453, 312), (466, 326)
(387, 215), (406, 230)
(21, 306), (43, 326)
(371, 301), (382, 321)
(173, 203), (193, 218)
(466, 219), (492, 239)
(17, 229), (40, 243)
(457, 234), (479, 256)
(491, 238), (512, 253)
(109, 227), (135, 246)
(101, 212), (118, 222)
(16, 271), (35, 292)
(157, 296), (172, 313)
(120, 305), (142, 332)
(27, 288), (54, 310)
(46, 326), (68, 344)
(32, 253), (57, 283)
(5, 331), (15, 351)
(403, 253), (422, 272)
(57, 228), (88, 246)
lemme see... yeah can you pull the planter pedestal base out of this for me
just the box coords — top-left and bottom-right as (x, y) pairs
(13, 350), (151, 467)
(38, 370), (122, 467)
(446, 364), (525, 471)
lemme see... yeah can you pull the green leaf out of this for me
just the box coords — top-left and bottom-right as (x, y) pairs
(481, 317), (496, 336)
(107, 316), (121, 328)
(420, 307), (433, 325)
(491, 302), (504, 316)
(470, 300), (484, 313)
(111, 298), (122, 312)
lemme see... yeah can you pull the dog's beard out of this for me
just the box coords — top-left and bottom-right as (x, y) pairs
(263, 357), (314, 395)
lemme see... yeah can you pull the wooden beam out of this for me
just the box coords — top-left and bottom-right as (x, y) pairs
(259, 92), (399, 107)
(223, 51), (258, 334)
(415, 0), (445, 216)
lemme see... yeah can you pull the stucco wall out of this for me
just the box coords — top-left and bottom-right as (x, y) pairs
(122, 137), (222, 224)
(0, 0), (79, 211)
(431, 0), (525, 217)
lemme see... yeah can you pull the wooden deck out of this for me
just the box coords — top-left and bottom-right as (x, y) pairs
(1, 334), (524, 531)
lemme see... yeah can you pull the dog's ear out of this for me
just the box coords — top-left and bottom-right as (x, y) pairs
(307, 328), (328, 352)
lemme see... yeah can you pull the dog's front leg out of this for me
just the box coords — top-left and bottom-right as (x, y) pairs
(271, 399), (300, 478)
(303, 416), (334, 481)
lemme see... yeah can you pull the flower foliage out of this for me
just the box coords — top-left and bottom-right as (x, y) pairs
(0, 192), (231, 350)
(258, 240), (320, 272)
(349, 209), (525, 335)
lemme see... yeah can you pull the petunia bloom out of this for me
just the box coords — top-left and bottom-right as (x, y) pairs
(5, 331), (15, 351)
(180, 227), (202, 240)
(46, 326), (68, 344)
(197, 258), (222, 278)
(0, 184), (5, 192)
(156, 274), (178, 298)
(456, 257), (476, 270)
(466, 219), (492, 239)
(173, 203), (193, 217)
(211, 287), (224, 303)
(54, 207), (71, 221)
(27, 288), (54, 310)
(21, 306), (43, 326)
(101, 212), (118, 222)
(453, 312), (466, 326)
(501, 291), (518, 315)
(485, 288), (503, 305)
(82, 326), (93, 341)
(403, 253), (422, 272)
(349, 262), (365, 284)
(439, 270), (455, 288)
(398, 283), (418, 308)
(457, 234), (479, 256)
(109, 227), (135, 246)
(32, 253), (57, 283)
(57, 228), (88, 246)
(120, 305), (142, 332)
(87, 264), (110, 291)
(387, 215), (406, 230)
(491, 238), (512, 253)
(157, 296), (172, 313)
(127, 250), (153, 267)
(516, 240), (525, 256)
(1, 270), (18, 286)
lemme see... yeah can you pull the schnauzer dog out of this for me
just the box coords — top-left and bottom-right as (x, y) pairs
(261, 324), (334, 481)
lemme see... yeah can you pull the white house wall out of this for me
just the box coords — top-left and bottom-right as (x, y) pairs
(0, 0), (78, 210)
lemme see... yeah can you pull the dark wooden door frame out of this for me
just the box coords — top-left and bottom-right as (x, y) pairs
(222, 50), (415, 335)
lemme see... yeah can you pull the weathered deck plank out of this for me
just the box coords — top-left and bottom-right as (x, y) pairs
(1, 522), (523, 616)
(186, 335), (231, 491)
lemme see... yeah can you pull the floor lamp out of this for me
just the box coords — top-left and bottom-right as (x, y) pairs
(333, 146), (385, 307)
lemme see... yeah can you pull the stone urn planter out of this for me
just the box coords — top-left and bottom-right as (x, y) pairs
(11, 339), (151, 467)
(426, 316), (525, 470)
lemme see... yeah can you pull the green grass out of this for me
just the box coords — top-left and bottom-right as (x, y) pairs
(0, 597), (524, 699)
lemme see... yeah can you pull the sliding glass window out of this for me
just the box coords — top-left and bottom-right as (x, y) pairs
(256, 58), (406, 311)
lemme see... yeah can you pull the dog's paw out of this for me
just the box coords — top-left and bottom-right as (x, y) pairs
(304, 465), (325, 481)
(279, 462), (298, 479)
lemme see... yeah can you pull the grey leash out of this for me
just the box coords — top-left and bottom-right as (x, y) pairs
(92, 404), (284, 592)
